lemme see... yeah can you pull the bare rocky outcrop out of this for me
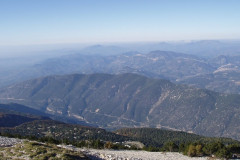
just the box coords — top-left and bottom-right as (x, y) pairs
(0, 136), (23, 147)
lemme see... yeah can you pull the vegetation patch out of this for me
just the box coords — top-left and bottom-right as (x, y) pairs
(0, 141), (88, 160)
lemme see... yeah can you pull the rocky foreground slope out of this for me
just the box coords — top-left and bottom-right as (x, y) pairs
(0, 136), (88, 160)
(80, 149), (211, 160)
(0, 136), (212, 160)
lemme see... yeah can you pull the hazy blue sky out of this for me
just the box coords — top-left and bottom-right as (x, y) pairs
(0, 0), (240, 46)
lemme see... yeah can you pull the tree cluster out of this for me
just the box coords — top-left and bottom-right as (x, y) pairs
(1, 132), (240, 159)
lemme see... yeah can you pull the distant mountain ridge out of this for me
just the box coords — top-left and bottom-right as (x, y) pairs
(0, 73), (240, 140)
(1, 50), (240, 94)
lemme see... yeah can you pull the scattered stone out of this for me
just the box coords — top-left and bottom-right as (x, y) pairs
(78, 148), (212, 160)
(0, 136), (23, 147)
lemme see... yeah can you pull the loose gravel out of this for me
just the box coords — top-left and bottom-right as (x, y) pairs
(0, 137), (213, 160)
(79, 148), (212, 160)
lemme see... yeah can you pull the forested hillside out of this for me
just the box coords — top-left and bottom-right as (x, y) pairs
(0, 73), (240, 140)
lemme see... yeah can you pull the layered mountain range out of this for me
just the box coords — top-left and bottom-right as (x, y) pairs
(1, 50), (240, 94)
(0, 73), (239, 140)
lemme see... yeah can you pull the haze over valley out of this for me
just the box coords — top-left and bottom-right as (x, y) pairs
(1, 0), (240, 159)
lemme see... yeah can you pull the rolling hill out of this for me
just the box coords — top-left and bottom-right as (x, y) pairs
(115, 128), (239, 147)
(0, 115), (238, 148)
(0, 113), (49, 128)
